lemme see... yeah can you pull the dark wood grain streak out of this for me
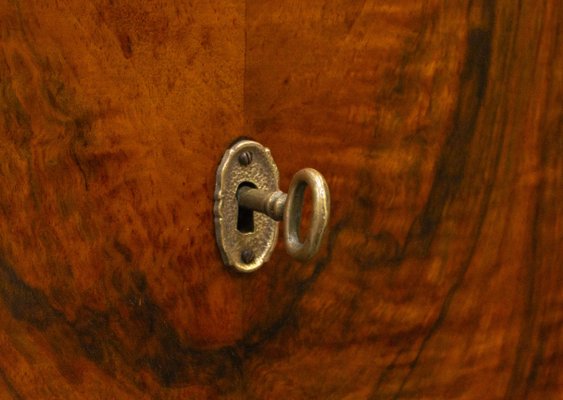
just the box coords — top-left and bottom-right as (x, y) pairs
(389, 3), (496, 397)
(0, 253), (243, 390)
(0, 0), (561, 398)
(505, 4), (563, 396)
(0, 366), (22, 400)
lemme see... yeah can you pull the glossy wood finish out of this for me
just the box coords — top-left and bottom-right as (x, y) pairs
(245, 1), (562, 398)
(1, 0), (561, 398)
(0, 1), (246, 398)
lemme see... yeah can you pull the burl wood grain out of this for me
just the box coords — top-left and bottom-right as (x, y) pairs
(0, 0), (561, 399)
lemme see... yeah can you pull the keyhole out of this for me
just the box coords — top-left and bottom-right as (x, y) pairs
(237, 182), (257, 233)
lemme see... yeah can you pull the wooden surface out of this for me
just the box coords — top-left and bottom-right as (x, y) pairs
(0, 0), (561, 399)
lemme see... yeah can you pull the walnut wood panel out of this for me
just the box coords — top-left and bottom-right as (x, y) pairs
(0, 0), (561, 399)
(244, 0), (562, 399)
(0, 1), (246, 398)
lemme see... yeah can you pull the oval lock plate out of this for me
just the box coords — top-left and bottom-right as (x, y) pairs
(214, 140), (280, 272)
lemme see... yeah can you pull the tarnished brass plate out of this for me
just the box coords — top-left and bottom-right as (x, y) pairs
(213, 140), (280, 272)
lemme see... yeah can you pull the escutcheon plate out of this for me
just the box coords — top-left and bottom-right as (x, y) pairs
(214, 140), (280, 272)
